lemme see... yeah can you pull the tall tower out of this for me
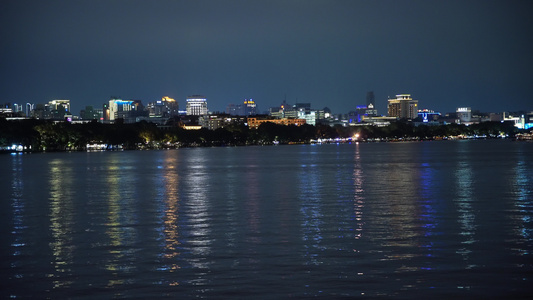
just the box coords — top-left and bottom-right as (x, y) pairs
(243, 99), (257, 115)
(366, 91), (375, 107)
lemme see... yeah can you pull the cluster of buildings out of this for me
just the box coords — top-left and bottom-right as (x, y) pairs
(2, 92), (532, 130)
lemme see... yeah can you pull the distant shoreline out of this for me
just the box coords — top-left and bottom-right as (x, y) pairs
(1, 118), (529, 153)
(3, 136), (529, 155)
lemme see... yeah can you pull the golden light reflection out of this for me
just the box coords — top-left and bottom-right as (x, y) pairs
(380, 164), (419, 252)
(364, 145), (422, 270)
(103, 156), (139, 287)
(48, 158), (75, 289)
(162, 151), (181, 276)
(104, 163), (124, 286)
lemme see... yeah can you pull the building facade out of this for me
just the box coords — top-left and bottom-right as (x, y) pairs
(417, 109), (441, 123)
(226, 99), (257, 116)
(456, 107), (472, 124)
(48, 100), (70, 112)
(147, 96), (179, 117)
(186, 96), (208, 115)
(366, 91), (375, 107)
(247, 117), (306, 129)
(298, 110), (316, 126)
(108, 99), (144, 123)
(387, 94), (418, 120)
(80, 105), (103, 120)
(199, 114), (247, 130)
(46, 99), (71, 120)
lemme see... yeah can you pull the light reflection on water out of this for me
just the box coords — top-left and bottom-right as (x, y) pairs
(9, 154), (25, 274)
(181, 150), (213, 291)
(510, 147), (532, 254)
(366, 144), (423, 266)
(417, 144), (439, 272)
(353, 143), (364, 242)
(102, 155), (140, 290)
(454, 146), (477, 267)
(298, 148), (324, 266)
(48, 159), (74, 288)
(159, 151), (181, 277)
(1, 141), (532, 299)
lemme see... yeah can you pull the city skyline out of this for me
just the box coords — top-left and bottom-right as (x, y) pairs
(3, 91), (533, 120)
(1, 1), (532, 115)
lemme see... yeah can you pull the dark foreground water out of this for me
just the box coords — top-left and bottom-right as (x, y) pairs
(1, 140), (532, 299)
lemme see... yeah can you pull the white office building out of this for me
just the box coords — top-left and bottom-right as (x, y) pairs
(186, 96), (208, 115)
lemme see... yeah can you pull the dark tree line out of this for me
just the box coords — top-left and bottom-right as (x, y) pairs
(0, 118), (521, 152)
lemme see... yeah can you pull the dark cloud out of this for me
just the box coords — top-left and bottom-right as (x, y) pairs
(1, 0), (532, 114)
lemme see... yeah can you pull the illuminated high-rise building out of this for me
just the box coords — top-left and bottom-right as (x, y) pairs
(148, 96), (179, 117)
(365, 92), (378, 116)
(48, 100), (70, 112)
(12, 103), (23, 114)
(366, 91), (375, 107)
(387, 94), (418, 120)
(47, 99), (70, 119)
(366, 103), (378, 116)
(108, 99), (144, 123)
(243, 99), (257, 115)
(456, 107), (472, 124)
(186, 95), (208, 115)
(25, 103), (34, 117)
(227, 99), (258, 116)
(162, 96), (179, 116)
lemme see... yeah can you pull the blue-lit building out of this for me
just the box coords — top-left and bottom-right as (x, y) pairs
(418, 109), (441, 123)
(524, 112), (533, 129)
(349, 103), (378, 124)
(108, 99), (145, 123)
(349, 105), (368, 123)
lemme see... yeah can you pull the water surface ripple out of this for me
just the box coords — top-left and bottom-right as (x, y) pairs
(1, 140), (532, 298)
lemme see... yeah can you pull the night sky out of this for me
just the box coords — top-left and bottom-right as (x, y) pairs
(1, 0), (532, 115)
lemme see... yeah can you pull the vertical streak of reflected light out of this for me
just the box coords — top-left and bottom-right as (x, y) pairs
(221, 151), (238, 249)
(103, 156), (139, 289)
(382, 150), (419, 253)
(10, 154), (25, 279)
(162, 151), (181, 284)
(510, 152), (532, 252)
(244, 164), (260, 246)
(48, 158), (74, 289)
(454, 151), (477, 267)
(299, 150), (323, 265)
(182, 151), (212, 290)
(419, 144), (440, 270)
(105, 155), (139, 288)
(104, 163), (124, 287)
(353, 143), (365, 242)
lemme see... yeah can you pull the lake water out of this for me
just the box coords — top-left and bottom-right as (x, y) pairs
(1, 140), (532, 299)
